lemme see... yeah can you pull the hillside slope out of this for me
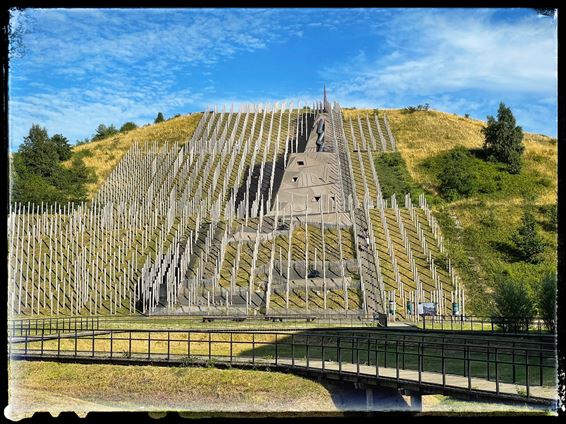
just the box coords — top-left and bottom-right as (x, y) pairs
(63, 113), (203, 197)
(386, 109), (557, 315)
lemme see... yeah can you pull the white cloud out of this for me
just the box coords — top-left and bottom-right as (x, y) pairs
(324, 9), (557, 100)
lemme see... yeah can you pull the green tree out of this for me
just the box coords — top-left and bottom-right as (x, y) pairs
(438, 148), (476, 200)
(482, 102), (524, 174)
(93, 124), (118, 141)
(120, 122), (138, 132)
(492, 277), (534, 331)
(18, 125), (60, 178)
(154, 112), (165, 123)
(50, 134), (72, 161)
(512, 208), (545, 263)
(537, 272), (556, 332)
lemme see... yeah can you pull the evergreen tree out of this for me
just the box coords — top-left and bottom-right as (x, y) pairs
(482, 102), (524, 174)
(18, 124), (59, 178)
(154, 112), (165, 123)
(537, 272), (556, 332)
(50, 134), (72, 161)
(93, 124), (118, 141)
(512, 208), (545, 263)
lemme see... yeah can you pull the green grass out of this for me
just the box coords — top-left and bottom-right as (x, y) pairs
(8, 360), (336, 418)
(374, 152), (424, 200)
(384, 109), (557, 316)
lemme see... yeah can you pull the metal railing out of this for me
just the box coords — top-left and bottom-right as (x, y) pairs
(420, 315), (554, 334)
(9, 328), (556, 401)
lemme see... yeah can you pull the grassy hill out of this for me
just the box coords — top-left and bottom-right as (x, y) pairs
(63, 113), (203, 197)
(386, 109), (557, 315)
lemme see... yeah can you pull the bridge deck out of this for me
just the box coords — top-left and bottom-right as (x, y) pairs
(10, 350), (555, 404)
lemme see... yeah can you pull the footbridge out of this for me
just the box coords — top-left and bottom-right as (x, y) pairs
(9, 324), (556, 408)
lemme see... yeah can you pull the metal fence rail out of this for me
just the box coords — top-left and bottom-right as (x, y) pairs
(9, 328), (556, 402)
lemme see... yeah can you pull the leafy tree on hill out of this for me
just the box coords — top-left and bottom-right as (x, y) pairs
(50, 134), (72, 161)
(120, 122), (138, 132)
(154, 112), (165, 123)
(512, 208), (545, 263)
(482, 102), (524, 174)
(18, 124), (60, 178)
(93, 124), (118, 141)
(11, 124), (97, 205)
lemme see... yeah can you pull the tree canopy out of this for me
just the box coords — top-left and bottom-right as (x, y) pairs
(482, 102), (524, 174)
(11, 124), (97, 205)
(154, 112), (165, 123)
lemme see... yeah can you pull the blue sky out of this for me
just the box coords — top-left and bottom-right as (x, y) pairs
(8, 8), (557, 150)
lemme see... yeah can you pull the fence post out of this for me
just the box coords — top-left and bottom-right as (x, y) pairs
(110, 331), (113, 358)
(321, 335), (324, 371)
(395, 340), (399, 383)
(539, 345), (543, 387)
(418, 341), (422, 384)
(41, 328), (44, 356)
(148, 332), (151, 360)
(356, 337), (359, 375)
(442, 340), (446, 388)
(252, 333), (255, 365)
(24, 330), (28, 355)
(167, 331), (170, 361)
(292, 333), (295, 368)
(338, 336), (341, 373)
(375, 338), (379, 377)
(230, 333), (233, 363)
(208, 332), (212, 360)
(188, 331), (191, 357)
(92, 329), (95, 357)
(57, 332), (61, 357)
(306, 335), (310, 369)
(466, 345), (471, 391)
(129, 331), (132, 358)
(512, 341), (516, 384)
(525, 349), (530, 398)
(495, 347), (499, 394)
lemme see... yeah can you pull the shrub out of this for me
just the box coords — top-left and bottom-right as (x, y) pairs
(437, 148), (476, 201)
(536, 272), (556, 332)
(512, 208), (545, 263)
(374, 152), (422, 199)
(119, 122), (138, 132)
(491, 277), (534, 331)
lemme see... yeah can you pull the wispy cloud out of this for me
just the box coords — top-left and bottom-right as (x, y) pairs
(322, 9), (557, 134)
(8, 8), (557, 148)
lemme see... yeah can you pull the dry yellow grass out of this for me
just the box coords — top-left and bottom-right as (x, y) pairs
(384, 109), (557, 204)
(63, 113), (202, 198)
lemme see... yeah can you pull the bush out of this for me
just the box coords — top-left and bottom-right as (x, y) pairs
(437, 148), (476, 201)
(512, 208), (545, 263)
(491, 277), (534, 331)
(402, 104), (430, 114)
(120, 122), (138, 132)
(374, 152), (423, 199)
(537, 272), (556, 332)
